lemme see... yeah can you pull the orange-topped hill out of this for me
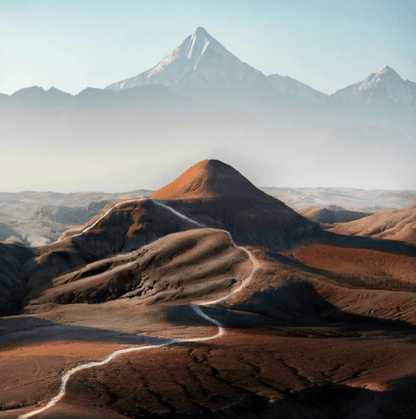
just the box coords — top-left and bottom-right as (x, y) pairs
(151, 159), (274, 202)
(150, 159), (321, 250)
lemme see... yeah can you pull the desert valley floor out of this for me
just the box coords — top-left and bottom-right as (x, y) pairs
(1, 160), (416, 419)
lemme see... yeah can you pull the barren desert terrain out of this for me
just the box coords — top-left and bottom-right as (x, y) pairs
(1, 160), (416, 418)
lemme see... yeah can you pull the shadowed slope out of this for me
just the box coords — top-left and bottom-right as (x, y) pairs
(0, 242), (34, 316)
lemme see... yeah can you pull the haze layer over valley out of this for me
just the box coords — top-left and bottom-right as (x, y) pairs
(1, 27), (415, 192)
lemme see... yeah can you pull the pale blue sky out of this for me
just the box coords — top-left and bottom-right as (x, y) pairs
(1, 0), (415, 95)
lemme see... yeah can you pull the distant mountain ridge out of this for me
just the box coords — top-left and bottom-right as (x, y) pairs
(104, 27), (415, 112)
(1, 28), (414, 114)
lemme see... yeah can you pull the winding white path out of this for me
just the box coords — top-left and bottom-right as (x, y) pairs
(19, 200), (257, 419)
(156, 201), (258, 306)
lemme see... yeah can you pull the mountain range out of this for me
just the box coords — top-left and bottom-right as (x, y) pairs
(2, 27), (415, 117)
(1, 27), (415, 191)
(105, 27), (416, 113)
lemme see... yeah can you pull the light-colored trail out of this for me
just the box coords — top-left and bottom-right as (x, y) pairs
(71, 198), (146, 238)
(19, 200), (257, 419)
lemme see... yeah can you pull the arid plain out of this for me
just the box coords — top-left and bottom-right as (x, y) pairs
(1, 159), (416, 418)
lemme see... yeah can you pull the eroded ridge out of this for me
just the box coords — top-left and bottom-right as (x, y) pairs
(19, 200), (257, 419)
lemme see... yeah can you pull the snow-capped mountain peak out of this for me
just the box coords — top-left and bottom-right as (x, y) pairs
(332, 66), (416, 113)
(144, 27), (228, 80)
(105, 27), (265, 92)
(375, 65), (398, 76)
(185, 27), (214, 60)
(357, 66), (402, 90)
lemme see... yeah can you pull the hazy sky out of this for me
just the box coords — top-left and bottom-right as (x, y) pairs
(1, 0), (415, 193)
(1, 0), (415, 95)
